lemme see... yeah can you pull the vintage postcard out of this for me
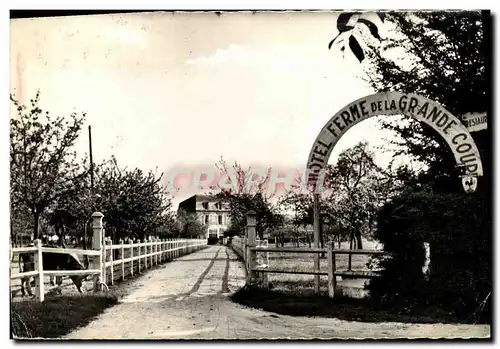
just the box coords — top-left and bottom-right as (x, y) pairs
(9, 9), (491, 340)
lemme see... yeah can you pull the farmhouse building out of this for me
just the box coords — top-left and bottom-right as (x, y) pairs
(177, 194), (231, 241)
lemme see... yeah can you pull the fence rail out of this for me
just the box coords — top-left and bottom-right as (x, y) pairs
(101, 238), (207, 286)
(230, 222), (385, 298)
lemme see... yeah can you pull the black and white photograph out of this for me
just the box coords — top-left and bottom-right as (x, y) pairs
(7, 9), (492, 340)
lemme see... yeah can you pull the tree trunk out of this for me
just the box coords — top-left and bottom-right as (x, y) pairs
(258, 228), (264, 240)
(355, 228), (363, 249)
(82, 221), (89, 268)
(10, 219), (16, 248)
(33, 212), (40, 241)
(348, 233), (354, 271)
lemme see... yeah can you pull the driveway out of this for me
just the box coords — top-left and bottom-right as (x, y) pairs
(65, 246), (491, 340)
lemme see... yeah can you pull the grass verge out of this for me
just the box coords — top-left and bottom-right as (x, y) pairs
(231, 285), (483, 325)
(11, 294), (118, 339)
(11, 264), (154, 339)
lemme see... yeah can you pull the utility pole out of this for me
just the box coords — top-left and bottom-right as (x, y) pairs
(86, 125), (95, 253)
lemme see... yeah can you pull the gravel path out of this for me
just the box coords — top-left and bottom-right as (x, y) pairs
(64, 246), (490, 340)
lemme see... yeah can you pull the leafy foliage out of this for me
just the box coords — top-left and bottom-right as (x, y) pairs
(176, 209), (207, 238)
(324, 142), (397, 248)
(214, 157), (284, 239)
(279, 142), (399, 249)
(358, 11), (491, 322)
(329, 12), (386, 62)
(91, 158), (175, 242)
(10, 91), (177, 244)
(363, 11), (489, 193)
(368, 186), (491, 323)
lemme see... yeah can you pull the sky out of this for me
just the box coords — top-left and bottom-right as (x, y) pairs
(10, 11), (406, 208)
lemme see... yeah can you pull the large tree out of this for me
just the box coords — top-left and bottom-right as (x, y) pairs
(10, 91), (88, 239)
(214, 157), (283, 240)
(55, 156), (176, 243)
(280, 142), (398, 250)
(91, 157), (175, 242)
(339, 11), (492, 320)
(325, 141), (397, 249)
(176, 209), (208, 239)
(364, 11), (489, 193)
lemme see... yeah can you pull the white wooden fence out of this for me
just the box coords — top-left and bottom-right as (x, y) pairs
(10, 212), (208, 302)
(10, 240), (102, 302)
(231, 213), (384, 298)
(101, 236), (207, 287)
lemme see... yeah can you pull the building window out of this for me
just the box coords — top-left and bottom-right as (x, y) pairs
(204, 215), (209, 224)
(202, 202), (209, 210)
(218, 215), (223, 225)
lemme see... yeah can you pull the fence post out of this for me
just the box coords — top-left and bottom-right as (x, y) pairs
(422, 242), (431, 280)
(137, 239), (141, 273)
(157, 238), (160, 264)
(120, 239), (124, 281)
(327, 241), (337, 298)
(149, 237), (153, 267)
(167, 238), (170, 258)
(168, 239), (171, 260)
(34, 239), (45, 302)
(161, 238), (164, 259)
(246, 211), (257, 284)
(159, 239), (162, 262)
(101, 230), (107, 288)
(313, 193), (320, 295)
(143, 239), (147, 270)
(171, 238), (174, 259)
(155, 238), (159, 265)
(91, 212), (104, 292)
(108, 238), (114, 286)
(164, 238), (167, 260)
(130, 239), (134, 277)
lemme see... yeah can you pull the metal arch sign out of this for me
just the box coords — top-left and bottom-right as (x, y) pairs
(306, 92), (483, 193)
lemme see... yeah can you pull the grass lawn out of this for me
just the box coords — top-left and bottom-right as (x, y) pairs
(10, 268), (147, 339)
(11, 294), (118, 339)
(232, 242), (489, 325)
(255, 242), (377, 296)
(231, 286), (480, 324)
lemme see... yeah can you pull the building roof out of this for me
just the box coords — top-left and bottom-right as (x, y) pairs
(179, 194), (223, 205)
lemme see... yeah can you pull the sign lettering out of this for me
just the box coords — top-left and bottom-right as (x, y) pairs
(307, 92), (483, 193)
(462, 112), (487, 132)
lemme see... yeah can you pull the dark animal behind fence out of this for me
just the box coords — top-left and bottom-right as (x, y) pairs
(18, 247), (88, 297)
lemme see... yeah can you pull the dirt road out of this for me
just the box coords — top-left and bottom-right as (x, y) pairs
(65, 246), (490, 340)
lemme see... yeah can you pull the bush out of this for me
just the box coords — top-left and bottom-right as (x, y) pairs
(368, 186), (491, 323)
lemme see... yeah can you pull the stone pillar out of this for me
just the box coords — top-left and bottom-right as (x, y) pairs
(246, 211), (257, 284)
(91, 212), (104, 292)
